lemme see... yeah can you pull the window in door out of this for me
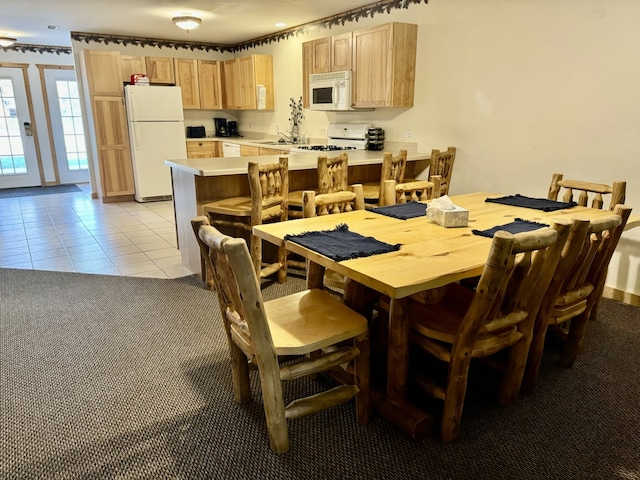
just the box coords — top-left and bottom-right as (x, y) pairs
(0, 79), (26, 175)
(56, 79), (88, 173)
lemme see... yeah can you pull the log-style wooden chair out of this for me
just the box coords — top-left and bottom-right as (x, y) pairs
(288, 153), (349, 218)
(547, 172), (627, 320)
(408, 219), (571, 442)
(300, 185), (365, 291)
(196, 223), (370, 453)
(522, 205), (631, 393)
(429, 146), (456, 196)
(380, 176), (442, 206)
(362, 150), (408, 207)
(202, 158), (289, 283)
(547, 173), (626, 211)
(190, 215), (215, 290)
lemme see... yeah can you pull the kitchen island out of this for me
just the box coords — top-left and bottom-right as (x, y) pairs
(166, 150), (431, 276)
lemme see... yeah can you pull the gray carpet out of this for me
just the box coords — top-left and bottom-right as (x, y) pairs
(0, 184), (81, 198)
(1, 268), (638, 479)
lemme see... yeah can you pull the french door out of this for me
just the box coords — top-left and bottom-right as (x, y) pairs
(0, 68), (41, 188)
(43, 68), (89, 184)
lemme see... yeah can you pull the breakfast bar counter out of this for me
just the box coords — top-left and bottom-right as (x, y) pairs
(166, 150), (431, 275)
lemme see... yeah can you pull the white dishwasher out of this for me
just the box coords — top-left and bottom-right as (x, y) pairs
(222, 142), (241, 157)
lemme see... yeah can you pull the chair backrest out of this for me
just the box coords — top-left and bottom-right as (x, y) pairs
(191, 215), (215, 290)
(318, 153), (349, 194)
(430, 147), (456, 196)
(381, 176), (442, 205)
(249, 157), (289, 225)
(378, 150), (408, 206)
(303, 184), (365, 217)
(463, 219), (570, 345)
(547, 173), (626, 211)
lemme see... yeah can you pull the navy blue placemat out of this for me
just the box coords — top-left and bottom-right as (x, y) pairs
(472, 218), (549, 238)
(285, 224), (401, 262)
(371, 201), (427, 220)
(486, 194), (577, 212)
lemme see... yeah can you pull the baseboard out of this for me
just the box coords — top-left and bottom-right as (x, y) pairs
(602, 287), (640, 308)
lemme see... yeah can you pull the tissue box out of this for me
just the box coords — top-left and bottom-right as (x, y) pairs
(426, 205), (469, 228)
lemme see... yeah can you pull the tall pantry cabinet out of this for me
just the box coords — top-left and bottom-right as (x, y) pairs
(81, 50), (135, 201)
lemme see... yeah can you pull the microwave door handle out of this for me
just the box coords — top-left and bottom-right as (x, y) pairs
(332, 83), (338, 109)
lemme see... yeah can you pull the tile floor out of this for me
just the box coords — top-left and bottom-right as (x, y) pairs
(0, 183), (192, 279)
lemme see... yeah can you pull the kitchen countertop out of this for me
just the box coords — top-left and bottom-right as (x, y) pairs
(165, 150), (431, 177)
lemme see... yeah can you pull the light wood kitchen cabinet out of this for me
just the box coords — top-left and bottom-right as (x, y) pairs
(240, 145), (260, 156)
(223, 54), (274, 110)
(83, 50), (123, 96)
(91, 96), (135, 197)
(352, 22), (417, 108)
(186, 141), (219, 158)
(331, 32), (352, 71)
(198, 60), (223, 110)
(174, 58), (200, 109)
(311, 37), (331, 73)
(145, 56), (175, 84)
(119, 55), (147, 83)
(302, 42), (314, 108)
(258, 147), (288, 156)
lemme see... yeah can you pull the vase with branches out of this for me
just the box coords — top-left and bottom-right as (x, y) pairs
(289, 96), (304, 143)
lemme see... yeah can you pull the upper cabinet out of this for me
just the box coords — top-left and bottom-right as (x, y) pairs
(352, 22), (417, 108)
(198, 60), (223, 110)
(119, 55), (147, 83)
(145, 56), (175, 84)
(174, 58), (200, 109)
(302, 22), (417, 109)
(331, 33), (352, 71)
(223, 54), (274, 110)
(83, 50), (123, 96)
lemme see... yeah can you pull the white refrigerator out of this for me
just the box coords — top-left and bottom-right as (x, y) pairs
(124, 85), (187, 202)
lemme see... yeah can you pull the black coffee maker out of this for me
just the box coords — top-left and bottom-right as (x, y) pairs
(214, 117), (229, 137)
(228, 121), (239, 137)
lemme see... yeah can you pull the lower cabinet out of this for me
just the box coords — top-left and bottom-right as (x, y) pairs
(187, 141), (219, 158)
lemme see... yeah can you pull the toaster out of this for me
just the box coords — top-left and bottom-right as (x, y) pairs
(186, 126), (206, 138)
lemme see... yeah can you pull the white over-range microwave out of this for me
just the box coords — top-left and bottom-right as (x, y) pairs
(309, 70), (355, 111)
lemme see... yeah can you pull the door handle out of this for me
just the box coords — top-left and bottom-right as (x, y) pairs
(24, 122), (33, 136)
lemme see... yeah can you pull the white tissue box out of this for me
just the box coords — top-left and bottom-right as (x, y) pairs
(426, 205), (469, 228)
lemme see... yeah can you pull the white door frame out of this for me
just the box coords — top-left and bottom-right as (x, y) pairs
(0, 65), (42, 189)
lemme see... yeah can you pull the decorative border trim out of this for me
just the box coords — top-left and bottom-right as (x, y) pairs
(0, 44), (72, 55)
(70, 0), (429, 52)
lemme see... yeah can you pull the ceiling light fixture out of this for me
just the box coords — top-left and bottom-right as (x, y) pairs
(0, 36), (17, 47)
(172, 15), (202, 32)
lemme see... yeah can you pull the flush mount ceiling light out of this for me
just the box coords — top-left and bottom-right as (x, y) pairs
(172, 15), (202, 32)
(0, 36), (17, 47)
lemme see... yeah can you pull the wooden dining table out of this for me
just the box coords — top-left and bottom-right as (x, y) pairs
(252, 192), (626, 438)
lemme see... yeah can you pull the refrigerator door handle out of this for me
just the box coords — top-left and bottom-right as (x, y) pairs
(131, 124), (139, 151)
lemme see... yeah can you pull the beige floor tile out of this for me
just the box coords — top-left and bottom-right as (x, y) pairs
(117, 260), (160, 275)
(144, 247), (181, 260)
(110, 252), (149, 266)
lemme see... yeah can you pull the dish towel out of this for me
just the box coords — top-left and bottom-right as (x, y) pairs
(485, 194), (577, 212)
(472, 218), (549, 238)
(371, 201), (427, 220)
(285, 223), (401, 262)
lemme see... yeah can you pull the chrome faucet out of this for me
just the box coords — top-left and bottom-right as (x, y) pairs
(277, 131), (296, 143)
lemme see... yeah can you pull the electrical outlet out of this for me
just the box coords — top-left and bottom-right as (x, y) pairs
(405, 131), (414, 138)
(320, 127), (326, 135)
(275, 123), (280, 133)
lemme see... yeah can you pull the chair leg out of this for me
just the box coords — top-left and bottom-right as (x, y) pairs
(228, 340), (252, 404)
(250, 233), (262, 277)
(354, 331), (371, 425)
(441, 355), (472, 443)
(521, 322), (549, 394)
(498, 337), (529, 405)
(277, 243), (288, 284)
(558, 309), (591, 368)
(258, 370), (289, 453)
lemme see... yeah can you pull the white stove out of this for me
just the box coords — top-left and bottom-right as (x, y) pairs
(291, 123), (370, 153)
